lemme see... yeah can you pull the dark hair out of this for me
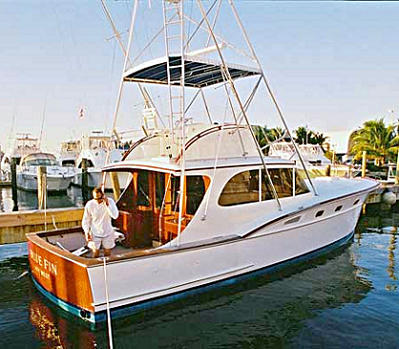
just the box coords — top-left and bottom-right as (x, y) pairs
(93, 187), (104, 195)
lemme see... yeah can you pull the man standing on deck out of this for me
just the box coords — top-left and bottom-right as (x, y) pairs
(82, 187), (119, 258)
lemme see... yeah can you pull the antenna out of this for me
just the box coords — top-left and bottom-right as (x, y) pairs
(38, 99), (47, 149)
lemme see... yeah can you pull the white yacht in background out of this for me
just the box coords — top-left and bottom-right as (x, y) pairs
(59, 140), (81, 167)
(17, 152), (75, 192)
(28, 1), (378, 324)
(1, 134), (41, 181)
(1, 133), (40, 168)
(269, 142), (353, 177)
(72, 132), (124, 189)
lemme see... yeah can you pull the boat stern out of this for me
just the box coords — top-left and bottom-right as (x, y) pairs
(27, 230), (95, 322)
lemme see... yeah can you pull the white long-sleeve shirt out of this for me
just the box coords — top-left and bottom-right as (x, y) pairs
(82, 198), (119, 238)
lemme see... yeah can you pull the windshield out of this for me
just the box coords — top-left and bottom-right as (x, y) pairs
(25, 158), (59, 166)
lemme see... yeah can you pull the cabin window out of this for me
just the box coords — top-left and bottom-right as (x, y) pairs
(353, 199), (360, 206)
(186, 176), (206, 215)
(137, 170), (150, 207)
(262, 169), (293, 199)
(335, 205), (343, 212)
(62, 159), (75, 167)
(78, 160), (94, 168)
(294, 169), (310, 195)
(220, 167), (310, 206)
(170, 175), (181, 212)
(218, 170), (260, 206)
(155, 172), (166, 209)
(315, 210), (324, 217)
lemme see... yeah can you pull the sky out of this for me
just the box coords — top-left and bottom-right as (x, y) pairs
(1, 1), (398, 154)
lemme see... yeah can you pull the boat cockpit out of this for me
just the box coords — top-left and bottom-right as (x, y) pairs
(104, 168), (209, 248)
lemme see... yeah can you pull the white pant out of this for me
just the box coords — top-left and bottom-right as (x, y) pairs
(88, 234), (115, 250)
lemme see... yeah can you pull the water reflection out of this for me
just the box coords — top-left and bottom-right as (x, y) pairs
(29, 294), (96, 349)
(27, 245), (371, 348)
(0, 186), (83, 212)
(356, 207), (399, 291)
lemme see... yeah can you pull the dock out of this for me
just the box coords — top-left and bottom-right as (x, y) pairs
(0, 207), (83, 244)
(365, 184), (399, 205)
(0, 181), (396, 245)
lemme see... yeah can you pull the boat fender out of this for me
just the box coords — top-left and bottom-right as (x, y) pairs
(382, 191), (396, 205)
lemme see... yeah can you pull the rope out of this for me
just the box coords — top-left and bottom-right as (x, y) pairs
(103, 257), (114, 349)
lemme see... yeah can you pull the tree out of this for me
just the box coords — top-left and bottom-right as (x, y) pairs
(252, 125), (286, 154)
(350, 118), (399, 166)
(311, 132), (328, 151)
(294, 126), (310, 145)
(293, 127), (328, 150)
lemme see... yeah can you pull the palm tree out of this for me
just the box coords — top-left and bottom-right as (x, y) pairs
(252, 125), (287, 154)
(311, 132), (328, 151)
(294, 127), (310, 144)
(350, 118), (399, 166)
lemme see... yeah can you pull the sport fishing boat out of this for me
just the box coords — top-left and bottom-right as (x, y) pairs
(72, 132), (124, 189)
(59, 140), (80, 167)
(17, 152), (75, 193)
(269, 142), (355, 177)
(1, 133), (41, 171)
(27, 0), (378, 324)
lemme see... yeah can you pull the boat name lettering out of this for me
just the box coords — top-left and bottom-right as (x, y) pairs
(30, 250), (58, 277)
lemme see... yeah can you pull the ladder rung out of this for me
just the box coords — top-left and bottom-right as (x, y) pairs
(167, 35), (182, 40)
(165, 5), (179, 11)
(167, 20), (182, 25)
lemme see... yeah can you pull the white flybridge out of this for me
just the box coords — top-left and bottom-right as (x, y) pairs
(27, 0), (378, 324)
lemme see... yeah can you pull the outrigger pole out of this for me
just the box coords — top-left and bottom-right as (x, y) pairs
(100, 0), (166, 130)
(227, 0), (318, 196)
(197, 0), (283, 210)
(109, 0), (139, 143)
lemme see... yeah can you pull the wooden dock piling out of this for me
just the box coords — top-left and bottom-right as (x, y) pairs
(37, 166), (47, 210)
(362, 151), (367, 178)
(81, 158), (89, 205)
(11, 158), (18, 211)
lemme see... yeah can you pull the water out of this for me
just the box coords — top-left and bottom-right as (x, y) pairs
(0, 187), (83, 212)
(1, 207), (399, 348)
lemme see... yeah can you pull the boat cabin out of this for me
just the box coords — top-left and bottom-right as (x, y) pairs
(98, 124), (311, 250)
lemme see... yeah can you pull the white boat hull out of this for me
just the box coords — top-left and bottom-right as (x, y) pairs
(17, 173), (73, 192)
(87, 190), (366, 319)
